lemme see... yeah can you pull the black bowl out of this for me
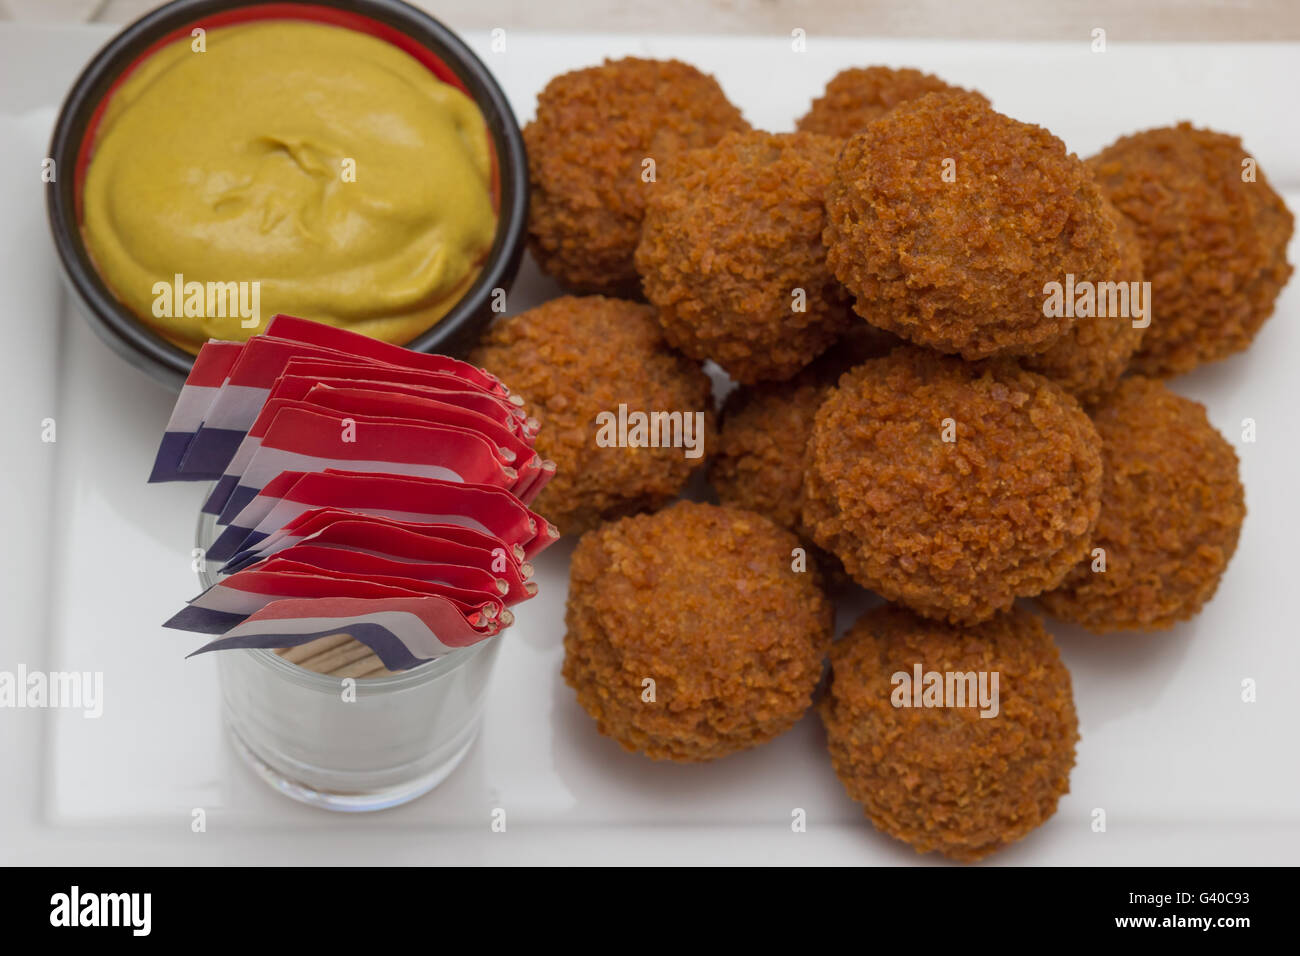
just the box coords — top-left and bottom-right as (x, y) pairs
(47, 0), (528, 391)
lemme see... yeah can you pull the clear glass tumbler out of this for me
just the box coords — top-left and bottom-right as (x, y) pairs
(196, 508), (501, 811)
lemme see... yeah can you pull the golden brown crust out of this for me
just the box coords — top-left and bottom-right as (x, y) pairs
(709, 328), (900, 590)
(823, 92), (1123, 359)
(1021, 200), (1148, 406)
(709, 325), (899, 532)
(524, 57), (749, 295)
(711, 373), (830, 533)
(469, 295), (714, 535)
(797, 66), (989, 138)
(1038, 377), (1245, 631)
(802, 347), (1103, 623)
(1088, 123), (1294, 377)
(563, 501), (833, 761)
(820, 604), (1078, 862)
(636, 130), (854, 383)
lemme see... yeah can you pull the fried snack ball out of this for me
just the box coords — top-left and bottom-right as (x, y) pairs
(524, 57), (749, 296)
(636, 130), (854, 383)
(821, 604), (1078, 862)
(797, 66), (989, 139)
(1039, 377), (1245, 631)
(803, 347), (1103, 624)
(1088, 123), (1294, 377)
(711, 372), (828, 532)
(709, 325), (899, 532)
(564, 501), (833, 761)
(1021, 201), (1147, 406)
(824, 92), (1124, 359)
(469, 296), (714, 535)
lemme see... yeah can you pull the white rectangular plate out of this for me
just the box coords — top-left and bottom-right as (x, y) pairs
(2, 25), (1298, 865)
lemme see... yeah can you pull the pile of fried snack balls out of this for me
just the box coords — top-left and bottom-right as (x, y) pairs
(467, 61), (1294, 861)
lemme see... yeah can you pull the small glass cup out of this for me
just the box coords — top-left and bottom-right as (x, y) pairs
(196, 508), (501, 811)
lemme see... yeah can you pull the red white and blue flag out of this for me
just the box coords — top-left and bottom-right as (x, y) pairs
(150, 317), (554, 670)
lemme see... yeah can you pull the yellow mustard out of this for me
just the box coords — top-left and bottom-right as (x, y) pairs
(82, 20), (497, 351)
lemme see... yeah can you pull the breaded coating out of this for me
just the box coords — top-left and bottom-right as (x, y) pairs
(820, 604), (1078, 862)
(1039, 377), (1245, 631)
(636, 130), (854, 383)
(709, 325), (898, 532)
(1089, 123), (1294, 377)
(711, 371), (828, 532)
(524, 57), (749, 296)
(803, 347), (1103, 624)
(797, 66), (989, 138)
(824, 93), (1123, 359)
(469, 296), (714, 535)
(1022, 201), (1148, 406)
(564, 501), (833, 761)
